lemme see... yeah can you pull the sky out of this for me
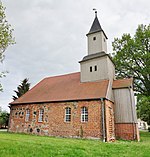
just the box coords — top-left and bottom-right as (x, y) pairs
(0, 0), (150, 112)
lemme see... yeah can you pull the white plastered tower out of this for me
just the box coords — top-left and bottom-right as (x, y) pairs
(79, 12), (115, 83)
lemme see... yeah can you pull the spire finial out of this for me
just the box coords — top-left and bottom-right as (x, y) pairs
(93, 8), (97, 17)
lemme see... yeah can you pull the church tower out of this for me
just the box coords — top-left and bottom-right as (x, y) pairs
(87, 11), (107, 54)
(79, 11), (115, 83)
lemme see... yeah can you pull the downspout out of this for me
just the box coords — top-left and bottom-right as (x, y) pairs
(101, 98), (106, 142)
(128, 87), (136, 140)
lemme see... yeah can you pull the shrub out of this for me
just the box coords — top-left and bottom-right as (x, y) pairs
(148, 127), (150, 132)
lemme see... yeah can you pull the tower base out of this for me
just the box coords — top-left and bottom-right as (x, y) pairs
(115, 123), (140, 141)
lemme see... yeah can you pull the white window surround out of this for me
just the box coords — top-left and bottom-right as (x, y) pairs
(81, 107), (88, 122)
(38, 109), (44, 122)
(25, 109), (30, 122)
(65, 107), (71, 122)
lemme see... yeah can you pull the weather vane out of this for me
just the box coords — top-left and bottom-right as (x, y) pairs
(93, 8), (97, 17)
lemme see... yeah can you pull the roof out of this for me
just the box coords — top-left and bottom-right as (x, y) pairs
(10, 72), (109, 105)
(79, 52), (106, 62)
(88, 16), (102, 33)
(79, 52), (115, 66)
(112, 78), (133, 89)
(86, 15), (108, 39)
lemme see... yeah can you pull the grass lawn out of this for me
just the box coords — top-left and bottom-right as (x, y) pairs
(0, 131), (150, 157)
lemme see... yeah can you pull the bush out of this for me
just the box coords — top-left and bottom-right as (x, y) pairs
(148, 127), (150, 132)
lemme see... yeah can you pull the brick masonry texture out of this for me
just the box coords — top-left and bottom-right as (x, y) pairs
(115, 123), (140, 141)
(9, 100), (116, 141)
(9, 101), (102, 139)
(105, 100), (115, 141)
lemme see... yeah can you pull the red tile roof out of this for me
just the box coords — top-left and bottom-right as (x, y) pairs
(10, 72), (109, 105)
(112, 78), (133, 89)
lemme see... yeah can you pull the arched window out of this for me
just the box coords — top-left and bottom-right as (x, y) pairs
(65, 107), (71, 122)
(81, 107), (88, 122)
(25, 109), (30, 122)
(38, 109), (44, 122)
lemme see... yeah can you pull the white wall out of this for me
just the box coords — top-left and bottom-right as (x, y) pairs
(80, 56), (108, 82)
(106, 80), (114, 102)
(107, 57), (115, 81)
(80, 55), (115, 83)
(87, 31), (107, 55)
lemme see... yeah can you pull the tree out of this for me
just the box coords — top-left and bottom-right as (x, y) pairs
(0, 110), (9, 128)
(12, 78), (31, 100)
(112, 24), (150, 96)
(136, 96), (150, 125)
(112, 24), (150, 125)
(0, 2), (15, 91)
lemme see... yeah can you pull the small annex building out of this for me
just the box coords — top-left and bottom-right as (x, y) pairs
(9, 12), (140, 142)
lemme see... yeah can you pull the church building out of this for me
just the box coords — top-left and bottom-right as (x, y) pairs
(8, 12), (140, 142)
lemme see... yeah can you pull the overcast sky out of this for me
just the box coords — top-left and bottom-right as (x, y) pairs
(0, 0), (150, 111)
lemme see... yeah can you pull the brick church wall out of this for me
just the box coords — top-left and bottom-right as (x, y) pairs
(9, 100), (103, 139)
(105, 100), (115, 141)
(115, 123), (140, 141)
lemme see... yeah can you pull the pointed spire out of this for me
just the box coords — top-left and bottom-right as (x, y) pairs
(88, 16), (102, 33)
(87, 9), (107, 39)
(88, 9), (102, 34)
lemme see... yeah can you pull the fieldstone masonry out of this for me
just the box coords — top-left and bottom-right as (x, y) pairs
(9, 100), (115, 141)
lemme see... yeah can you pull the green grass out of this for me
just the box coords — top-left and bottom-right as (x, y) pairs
(0, 131), (150, 157)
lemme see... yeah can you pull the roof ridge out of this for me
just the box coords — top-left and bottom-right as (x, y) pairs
(44, 72), (80, 80)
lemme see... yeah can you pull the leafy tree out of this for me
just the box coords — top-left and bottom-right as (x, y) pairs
(136, 95), (150, 125)
(0, 110), (9, 128)
(0, 2), (15, 91)
(12, 78), (30, 100)
(112, 24), (150, 96)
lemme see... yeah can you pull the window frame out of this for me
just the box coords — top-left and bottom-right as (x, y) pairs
(65, 107), (71, 122)
(38, 109), (44, 122)
(25, 109), (30, 122)
(81, 107), (88, 122)
(94, 65), (97, 71)
(90, 66), (92, 72)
